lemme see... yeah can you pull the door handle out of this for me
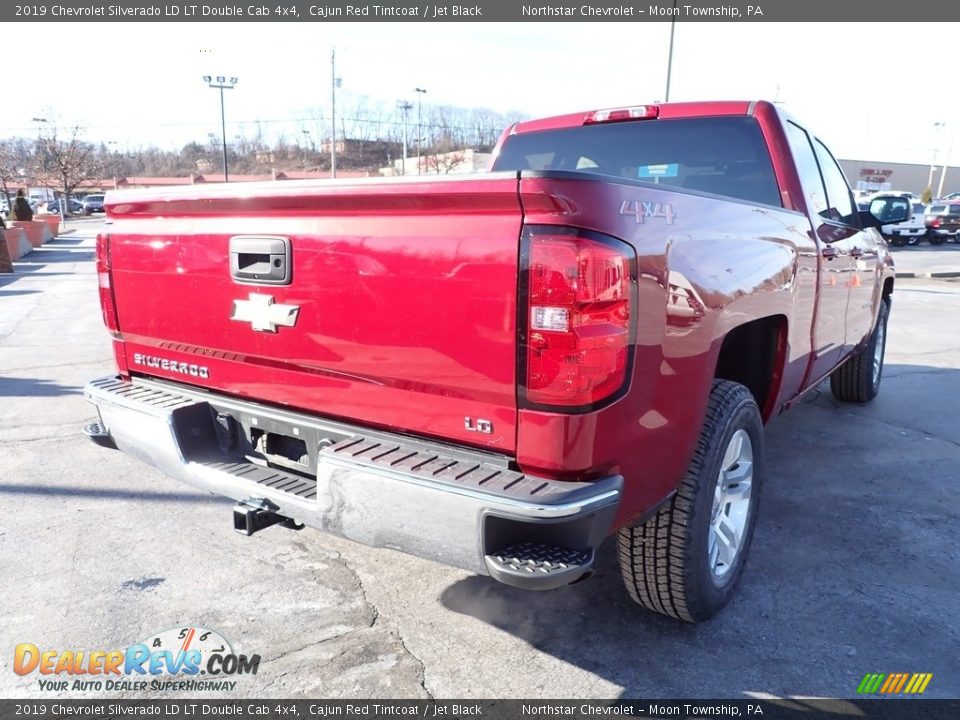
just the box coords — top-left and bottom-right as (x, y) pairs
(821, 245), (839, 260)
(229, 236), (291, 285)
(850, 246), (864, 258)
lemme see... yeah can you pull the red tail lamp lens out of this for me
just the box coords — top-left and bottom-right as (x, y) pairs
(96, 233), (120, 333)
(522, 228), (634, 409)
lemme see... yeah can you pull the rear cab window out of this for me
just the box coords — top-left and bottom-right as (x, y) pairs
(492, 116), (782, 208)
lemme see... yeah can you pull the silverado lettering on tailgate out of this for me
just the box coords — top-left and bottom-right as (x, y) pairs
(132, 353), (210, 379)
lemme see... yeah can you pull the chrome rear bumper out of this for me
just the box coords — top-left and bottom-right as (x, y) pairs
(84, 375), (621, 588)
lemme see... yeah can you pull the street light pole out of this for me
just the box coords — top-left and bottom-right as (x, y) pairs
(415, 87), (427, 175)
(937, 124), (952, 198)
(203, 75), (238, 182)
(329, 50), (343, 179)
(397, 101), (412, 175)
(664, 0), (677, 101)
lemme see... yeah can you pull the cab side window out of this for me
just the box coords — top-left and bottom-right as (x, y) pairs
(812, 139), (857, 226)
(784, 122), (828, 217)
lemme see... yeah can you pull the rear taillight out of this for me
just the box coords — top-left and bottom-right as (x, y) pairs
(96, 233), (120, 334)
(520, 226), (635, 410)
(928, 217), (941, 228)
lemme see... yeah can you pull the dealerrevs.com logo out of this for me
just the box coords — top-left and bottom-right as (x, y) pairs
(14, 626), (260, 692)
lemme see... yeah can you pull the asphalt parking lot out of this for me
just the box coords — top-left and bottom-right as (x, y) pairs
(1, 219), (958, 701)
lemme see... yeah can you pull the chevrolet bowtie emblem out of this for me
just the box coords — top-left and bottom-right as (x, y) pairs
(230, 293), (300, 333)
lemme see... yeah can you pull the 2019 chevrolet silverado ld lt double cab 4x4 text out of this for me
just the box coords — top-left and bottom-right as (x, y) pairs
(84, 101), (907, 622)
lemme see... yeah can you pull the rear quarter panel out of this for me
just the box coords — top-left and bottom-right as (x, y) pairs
(517, 174), (817, 526)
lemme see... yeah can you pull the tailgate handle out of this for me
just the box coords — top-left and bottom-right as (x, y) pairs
(230, 236), (291, 285)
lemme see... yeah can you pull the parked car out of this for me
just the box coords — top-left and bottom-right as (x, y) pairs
(83, 100), (904, 623)
(82, 194), (106, 215)
(938, 192), (960, 202)
(884, 202), (928, 246)
(924, 202), (960, 244)
(47, 198), (85, 215)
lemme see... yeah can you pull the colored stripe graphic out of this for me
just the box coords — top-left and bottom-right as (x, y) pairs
(858, 672), (932, 694)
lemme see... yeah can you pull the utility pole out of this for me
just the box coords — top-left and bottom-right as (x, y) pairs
(397, 100), (412, 175)
(302, 129), (310, 179)
(415, 87), (427, 175)
(330, 49), (337, 179)
(664, 0), (677, 102)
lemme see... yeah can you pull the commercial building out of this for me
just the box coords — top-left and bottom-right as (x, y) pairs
(839, 158), (959, 197)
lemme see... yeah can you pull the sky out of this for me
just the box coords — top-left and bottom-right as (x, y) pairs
(3, 21), (957, 166)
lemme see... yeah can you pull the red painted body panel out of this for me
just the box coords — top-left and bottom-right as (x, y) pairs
(516, 174), (817, 525)
(102, 100), (895, 533)
(106, 175), (524, 453)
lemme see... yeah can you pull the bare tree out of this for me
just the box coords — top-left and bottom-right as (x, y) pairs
(32, 122), (100, 216)
(0, 139), (33, 209)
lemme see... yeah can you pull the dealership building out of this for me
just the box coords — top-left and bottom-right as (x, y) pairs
(839, 159), (959, 197)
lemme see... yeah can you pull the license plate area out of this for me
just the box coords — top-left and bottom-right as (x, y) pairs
(209, 404), (352, 480)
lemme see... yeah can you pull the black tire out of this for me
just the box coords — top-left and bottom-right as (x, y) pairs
(830, 299), (889, 403)
(928, 235), (946, 246)
(889, 235), (907, 247)
(617, 380), (763, 622)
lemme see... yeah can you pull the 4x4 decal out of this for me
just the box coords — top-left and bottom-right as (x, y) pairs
(620, 200), (676, 225)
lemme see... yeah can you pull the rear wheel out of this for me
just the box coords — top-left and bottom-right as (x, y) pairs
(889, 235), (907, 247)
(928, 235), (946, 246)
(830, 299), (889, 403)
(617, 380), (763, 622)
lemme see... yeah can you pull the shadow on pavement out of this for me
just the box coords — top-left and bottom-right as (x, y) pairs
(18, 248), (94, 263)
(0, 376), (81, 397)
(0, 289), (41, 297)
(47, 237), (89, 246)
(440, 363), (960, 698)
(0, 482), (230, 505)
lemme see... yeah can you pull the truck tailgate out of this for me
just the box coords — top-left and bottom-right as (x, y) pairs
(105, 174), (522, 452)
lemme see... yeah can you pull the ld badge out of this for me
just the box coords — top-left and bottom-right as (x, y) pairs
(231, 293), (300, 333)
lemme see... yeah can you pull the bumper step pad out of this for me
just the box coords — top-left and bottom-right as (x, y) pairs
(485, 542), (594, 591)
(83, 421), (117, 449)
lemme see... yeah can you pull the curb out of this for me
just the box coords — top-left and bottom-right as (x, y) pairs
(895, 271), (960, 279)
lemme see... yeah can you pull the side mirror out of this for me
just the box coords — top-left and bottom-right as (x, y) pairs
(861, 196), (911, 228)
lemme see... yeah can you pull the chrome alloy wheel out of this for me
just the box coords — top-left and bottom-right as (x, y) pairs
(708, 429), (754, 580)
(872, 316), (886, 386)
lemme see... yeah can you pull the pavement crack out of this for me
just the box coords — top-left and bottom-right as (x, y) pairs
(332, 548), (380, 629)
(332, 548), (433, 699)
(262, 635), (346, 666)
(396, 628), (434, 700)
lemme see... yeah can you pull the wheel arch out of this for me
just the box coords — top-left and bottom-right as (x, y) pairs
(713, 314), (788, 422)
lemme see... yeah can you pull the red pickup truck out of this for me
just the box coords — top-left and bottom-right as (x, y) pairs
(84, 101), (908, 622)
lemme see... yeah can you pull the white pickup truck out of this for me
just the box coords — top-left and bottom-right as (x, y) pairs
(885, 200), (928, 246)
(858, 193), (926, 246)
